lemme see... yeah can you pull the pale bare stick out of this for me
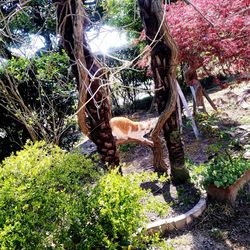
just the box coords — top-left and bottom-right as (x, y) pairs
(176, 81), (200, 139)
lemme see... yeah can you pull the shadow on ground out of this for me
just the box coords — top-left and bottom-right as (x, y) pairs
(163, 184), (250, 250)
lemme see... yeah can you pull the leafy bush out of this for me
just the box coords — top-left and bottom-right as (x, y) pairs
(0, 141), (167, 249)
(84, 170), (148, 249)
(82, 170), (170, 249)
(193, 152), (250, 189)
(194, 113), (221, 137)
(0, 51), (78, 161)
(0, 141), (101, 249)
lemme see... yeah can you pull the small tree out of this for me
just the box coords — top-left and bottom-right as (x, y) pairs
(54, 0), (120, 167)
(166, 0), (249, 76)
(138, 0), (189, 183)
(104, 47), (153, 114)
(0, 52), (78, 161)
(0, 0), (67, 160)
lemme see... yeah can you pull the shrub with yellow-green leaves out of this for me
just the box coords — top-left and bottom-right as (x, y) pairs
(0, 141), (167, 249)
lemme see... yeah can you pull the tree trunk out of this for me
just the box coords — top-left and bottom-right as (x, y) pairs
(190, 82), (207, 114)
(138, 0), (189, 183)
(184, 65), (207, 114)
(55, 0), (119, 168)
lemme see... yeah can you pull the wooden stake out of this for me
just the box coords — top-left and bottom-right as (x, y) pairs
(202, 88), (218, 111)
(176, 81), (200, 139)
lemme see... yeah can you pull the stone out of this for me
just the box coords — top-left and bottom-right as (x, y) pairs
(173, 214), (187, 229)
(238, 125), (250, 131)
(146, 195), (207, 235)
(79, 140), (97, 155)
(239, 132), (250, 145)
(185, 215), (193, 224)
(243, 150), (250, 160)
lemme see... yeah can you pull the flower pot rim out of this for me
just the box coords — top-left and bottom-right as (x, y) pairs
(207, 168), (250, 204)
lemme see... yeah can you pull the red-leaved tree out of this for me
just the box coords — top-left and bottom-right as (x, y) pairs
(166, 0), (250, 77)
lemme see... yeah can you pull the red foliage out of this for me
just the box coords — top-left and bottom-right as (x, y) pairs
(165, 0), (250, 76)
(135, 45), (151, 69)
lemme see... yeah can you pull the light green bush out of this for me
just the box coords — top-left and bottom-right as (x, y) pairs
(0, 141), (167, 249)
(83, 170), (148, 249)
(85, 170), (170, 249)
(0, 141), (101, 249)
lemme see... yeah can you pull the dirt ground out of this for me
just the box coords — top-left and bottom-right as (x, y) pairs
(78, 81), (250, 249)
(119, 81), (250, 249)
(121, 81), (250, 169)
(164, 198), (250, 250)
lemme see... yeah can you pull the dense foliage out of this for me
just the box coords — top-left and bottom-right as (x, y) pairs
(194, 152), (250, 189)
(0, 1), (56, 57)
(0, 141), (169, 249)
(0, 52), (77, 161)
(166, 0), (250, 76)
(101, 0), (142, 37)
(85, 170), (148, 249)
(0, 141), (99, 249)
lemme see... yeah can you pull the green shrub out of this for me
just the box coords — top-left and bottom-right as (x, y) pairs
(87, 171), (171, 249)
(0, 141), (102, 249)
(192, 152), (250, 189)
(0, 141), (166, 249)
(84, 170), (148, 249)
(194, 113), (221, 137)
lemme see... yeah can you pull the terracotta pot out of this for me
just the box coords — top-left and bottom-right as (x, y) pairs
(207, 169), (250, 205)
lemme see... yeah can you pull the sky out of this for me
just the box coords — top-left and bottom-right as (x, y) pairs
(9, 26), (128, 58)
(87, 25), (128, 54)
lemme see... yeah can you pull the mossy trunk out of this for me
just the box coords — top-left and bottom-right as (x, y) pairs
(55, 0), (119, 168)
(163, 111), (190, 183)
(138, 0), (189, 183)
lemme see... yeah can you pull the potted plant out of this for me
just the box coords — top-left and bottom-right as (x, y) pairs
(199, 151), (250, 204)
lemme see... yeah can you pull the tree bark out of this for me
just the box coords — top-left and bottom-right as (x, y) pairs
(138, 0), (189, 183)
(184, 65), (207, 114)
(55, 0), (119, 168)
